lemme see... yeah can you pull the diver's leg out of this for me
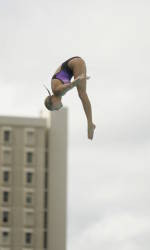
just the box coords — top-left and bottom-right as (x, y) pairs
(72, 59), (96, 140)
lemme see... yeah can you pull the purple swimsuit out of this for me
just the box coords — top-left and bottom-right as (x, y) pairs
(54, 69), (72, 84)
(52, 56), (80, 84)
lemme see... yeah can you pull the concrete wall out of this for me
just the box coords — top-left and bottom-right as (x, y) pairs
(48, 108), (68, 250)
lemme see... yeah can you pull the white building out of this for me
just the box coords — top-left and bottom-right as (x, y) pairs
(0, 108), (68, 250)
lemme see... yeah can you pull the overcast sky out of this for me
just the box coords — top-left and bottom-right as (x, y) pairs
(0, 0), (150, 249)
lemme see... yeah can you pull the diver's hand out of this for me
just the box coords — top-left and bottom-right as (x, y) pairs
(76, 74), (90, 81)
(72, 74), (90, 87)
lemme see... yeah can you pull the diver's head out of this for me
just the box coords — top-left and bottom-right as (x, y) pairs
(44, 95), (63, 111)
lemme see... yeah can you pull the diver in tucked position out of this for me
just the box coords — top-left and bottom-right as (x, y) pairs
(44, 56), (96, 140)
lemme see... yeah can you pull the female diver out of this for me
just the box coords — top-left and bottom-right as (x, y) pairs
(44, 56), (96, 140)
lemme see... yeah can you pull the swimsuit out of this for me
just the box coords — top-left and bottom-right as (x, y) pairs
(52, 56), (80, 84)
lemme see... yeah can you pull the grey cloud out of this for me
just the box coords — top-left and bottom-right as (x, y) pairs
(68, 214), (150, 250)
(67, 145), (150, 250)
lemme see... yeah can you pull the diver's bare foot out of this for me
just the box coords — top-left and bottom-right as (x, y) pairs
(88, 123), (96, 140)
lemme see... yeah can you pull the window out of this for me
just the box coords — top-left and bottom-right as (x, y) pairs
(26, 196), (32, 204)
(25, 232), (32, 244)
(3, 211), (9, 223)
(2, 231), (10, 244)
(24, 211), (34, 226)
(26, 152), (33, 164)
(26, 173), (33, 183)
(3, 231), (9, 237)
(3, 149), (12, 165)
(44, 212), (47, 228)
(3, 171), (9, 182)
(25, 193), (33, 205)
(45, 172), (48, 188)
(3, 191), (9, 202)
(44, 191), (48, 209)
(44, 231), (47, 249)
(25, 130), (35, 145)
(3, 131), (11, 142)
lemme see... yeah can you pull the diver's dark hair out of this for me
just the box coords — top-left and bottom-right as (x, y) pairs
(44, 96), (54, 111)
(43, 84), (51, 96)
(43, 85), (54, 111)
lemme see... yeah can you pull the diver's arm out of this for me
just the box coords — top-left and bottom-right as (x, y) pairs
(54, 75), (89, 96)
(54, 79), (78, 96)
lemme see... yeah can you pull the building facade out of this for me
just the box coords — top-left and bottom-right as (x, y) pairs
(0, 108), (68, 250)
